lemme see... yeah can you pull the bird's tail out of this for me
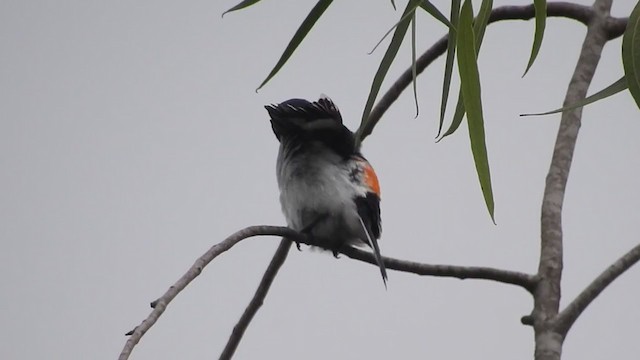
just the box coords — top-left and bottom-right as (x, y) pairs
(357, 215), (388, 288)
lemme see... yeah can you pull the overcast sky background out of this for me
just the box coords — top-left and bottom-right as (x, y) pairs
(1, 0), (638, 359)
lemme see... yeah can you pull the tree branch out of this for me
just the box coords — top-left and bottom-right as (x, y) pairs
(218, 238), (293, 360)
(118, 226), (300, 360)
(533, 1), (612, 360)
(340, 246), (537, 292)
(605, 16), (628, 39)
(554, 242), (640, 336)
(489, 2), (591, 25)
(119, 225), (536, 359)
(360, 1), (628, 141)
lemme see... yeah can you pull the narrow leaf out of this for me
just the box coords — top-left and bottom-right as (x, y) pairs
(622, 0), (640, 109)
(458, 0), (494, 221)
(222, 0), (262, 17)
(419, 1), (455, 30)
(357, 0), (420, 144)
(521, 77), (628, 116)
(411, 14), (419, 117)
(369, 1), (422, 55)
(256, 0), (334, 91)
(437, 0), (461, 136)
(439, 0), (490, 140)
(438, 95), (465, 140)
(523, 0), (547, 76)
(473, 0), (493, 52)
(391, 0), (396, 10)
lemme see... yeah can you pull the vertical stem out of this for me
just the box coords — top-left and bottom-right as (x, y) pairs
(219, 239), (293, 360)
(534, 1), (612, 359)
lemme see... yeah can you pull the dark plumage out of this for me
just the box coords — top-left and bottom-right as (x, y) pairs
(266, 98), (355, 159)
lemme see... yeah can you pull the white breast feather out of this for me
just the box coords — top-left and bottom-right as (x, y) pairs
(276, 142), (365, 233)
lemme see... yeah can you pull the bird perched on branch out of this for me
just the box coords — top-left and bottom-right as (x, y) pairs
(265, 96), (387, 286)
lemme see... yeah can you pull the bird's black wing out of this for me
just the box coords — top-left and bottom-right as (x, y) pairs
(355, 192), (386, 286)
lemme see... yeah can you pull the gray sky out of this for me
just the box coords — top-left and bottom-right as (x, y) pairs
(1, 0), (638, 359)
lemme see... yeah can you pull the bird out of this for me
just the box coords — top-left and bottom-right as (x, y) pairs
(265, 96), (387, 286)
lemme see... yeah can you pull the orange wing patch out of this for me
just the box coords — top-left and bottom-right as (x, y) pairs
(362, 162), (381, 197)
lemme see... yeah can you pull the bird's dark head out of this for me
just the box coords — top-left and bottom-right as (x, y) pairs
(265, 96), (356, 158)
(265, 97), (345, 141)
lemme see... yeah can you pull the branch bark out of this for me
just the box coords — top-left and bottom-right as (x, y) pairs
(118, 226), (299, 360)
(118, 225), (536, 360)
(533, 1), (612, 360)
(360, 1), (628, 141)
(554, 242), (640, 336)
(341, 246), (537, 291)
(219, 238), (293, 360)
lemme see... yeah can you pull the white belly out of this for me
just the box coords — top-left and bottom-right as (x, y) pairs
(276, 143), (364, 245)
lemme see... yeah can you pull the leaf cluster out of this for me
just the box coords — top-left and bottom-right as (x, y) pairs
(223, 0), (640, 221)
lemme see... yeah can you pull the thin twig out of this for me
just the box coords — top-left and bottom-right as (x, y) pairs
(554, 242), (640, 336)
(118, 226), (300, 360)
(119, 225), (536, 359)
(341, 246), (538, 292)
(533, 1), (612, 360)
(218, 238), (293, 360)
(359, 1), (628, 142)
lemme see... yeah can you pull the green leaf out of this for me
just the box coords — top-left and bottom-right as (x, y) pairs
(369, 1), (423, 55)
(356, 0), (420, 144)
(256, 0), (334, 91)
(438, 95), (465, 140)
(391, 0), (396, 10)
(439, 0), (491, 140)
(458, 0), (494, 222)
(222, 0), (263, 17)
(437, 0), (460, 137)
(411, 13), (419, 117)
(622, 0), (640, 109)
(419, 1), (455, 30)
(473, 0), (493, 52)
(370, 1), (454, 56)
(523, 0), (547, 76)
(520, 77), (628, 117)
